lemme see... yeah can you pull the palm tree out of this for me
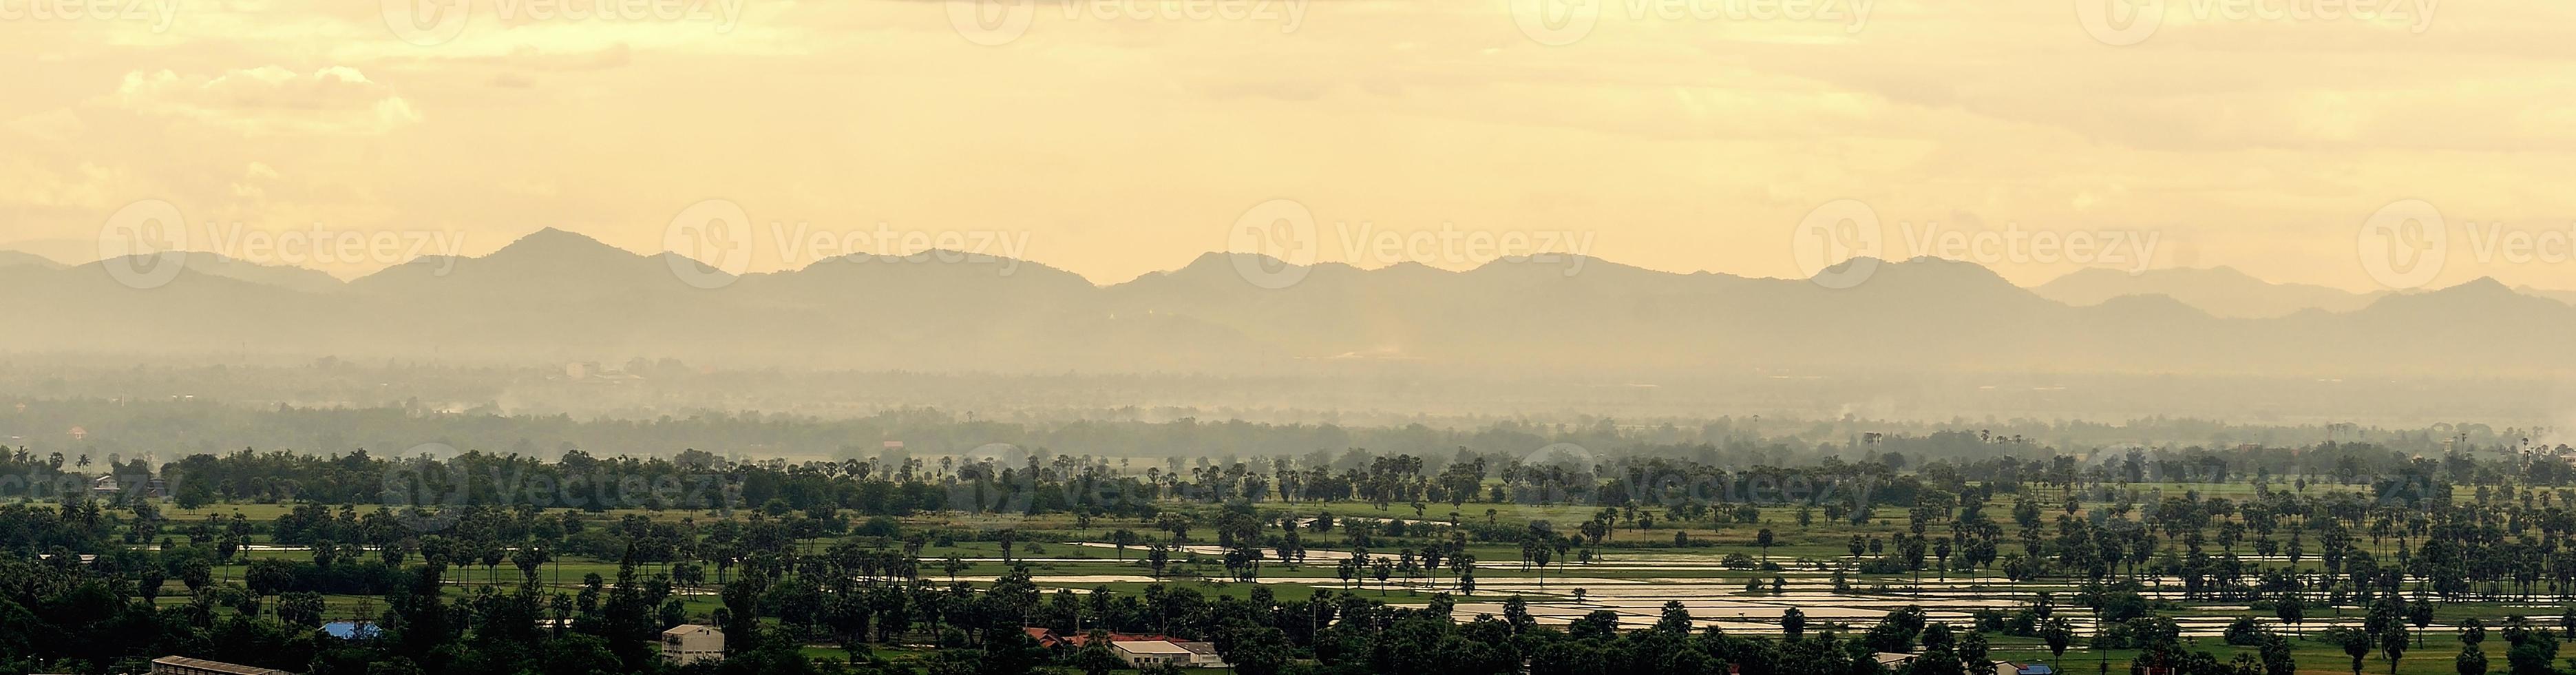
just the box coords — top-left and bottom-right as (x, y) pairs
(2382, 627), (2408, 674)
(2325, 627), (2371, 675)
(1110, 529), (1138, 561)
(2278, 593), (2306, 638)
(2040, 618), (2072, 673)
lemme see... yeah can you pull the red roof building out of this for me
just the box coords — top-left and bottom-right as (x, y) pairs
(1022, 628), (1183, 649)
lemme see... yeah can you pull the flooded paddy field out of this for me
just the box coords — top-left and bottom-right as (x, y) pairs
(1035, 542), (2517, 638)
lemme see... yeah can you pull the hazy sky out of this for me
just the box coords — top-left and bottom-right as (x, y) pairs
(4, 0), (2570, 291)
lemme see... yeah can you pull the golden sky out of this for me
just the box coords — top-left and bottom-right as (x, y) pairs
(4, 0), (2571, 291)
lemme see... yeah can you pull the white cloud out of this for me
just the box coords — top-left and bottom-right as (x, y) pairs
(113, 65), (422, 134)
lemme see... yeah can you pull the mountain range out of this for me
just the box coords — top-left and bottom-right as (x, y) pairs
(0, 251), (65, 271)
(2031, 267), (2389, 318)
(5, 229), (2573, 377)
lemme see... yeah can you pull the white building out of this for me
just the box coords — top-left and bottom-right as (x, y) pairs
(1112, 640), (1194, 668)
(661, 625), (725, 665)
(1173, 641), (1231, 668)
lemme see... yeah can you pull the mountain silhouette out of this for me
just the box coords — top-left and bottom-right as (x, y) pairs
(0, 250), (65, 270)
(8, 241), (2576, 377)
(2034, 266), (2383, 318)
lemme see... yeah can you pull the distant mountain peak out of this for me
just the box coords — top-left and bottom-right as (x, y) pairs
(806, 247), (1035, 267)
(2440, 276), (2511, 294)
(1377, 260), (1450, 274)
(2091, 292), (2211, 319)
(1833, 256), (2019, 287)
(2195, 265), (2261, 282)
(67, 251), (345, 293)
(2031, 264), (2380, 319)
(2354, 276), (2563, 320)
(496, 227), (633, 259)
(2405, 276), (2545, 306)
(2047, 265), (2277, 288)
(1195, 251), (1290, 267)
(1148, 251), (1300, 280)
(0, 250), (64, 270)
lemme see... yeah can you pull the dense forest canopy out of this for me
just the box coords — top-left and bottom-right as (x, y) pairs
(6, 395), (2576, 675)
(5, 424), (2576, 675)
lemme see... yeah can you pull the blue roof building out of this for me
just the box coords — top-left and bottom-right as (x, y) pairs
(321, 621), (382, 640)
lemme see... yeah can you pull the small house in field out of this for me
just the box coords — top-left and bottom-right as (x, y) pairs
(660, 624), (724, 665)
(1022, 627), (1072, 648)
